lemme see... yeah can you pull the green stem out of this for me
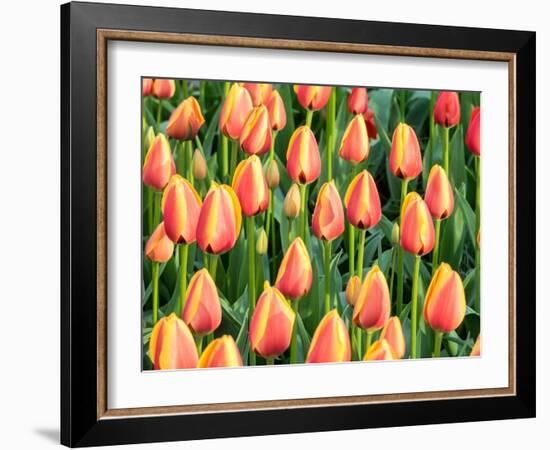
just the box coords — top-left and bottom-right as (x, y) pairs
(348, 165), (358, 277)
(178, 244), (188, 316)
(432, 219), (441, 275)
(305, 109), (313, 128)
(195, 335), (203, 354)
(356, 229), (366, 279)
(230, 140), (238, 179)
(400, 90), (406, 122)
(206, 332), (213, 346)
(194, 135), (203, 153)
(151, 261), (160, 324)
(410, 255), (421, 359)
(475, 156), (481, 312)
(290, 300), (299, 363)
(186, 140), (194, 184)
(247, 216), (256, 366)
(389, 245), (397, 307)
(153, 191), (161, 228)
(365, 331), (373, 353)
(326, 90), (336, 181)
(429, 91), (436, 145)
(210, 254), (218, 281)
(323, 240), (332, 314)
(353, 326), (362, 360)
(182, 80), (188, 98)
(396, 179), (409, 315)
(156, 99), (162, 133)
(270, 196), (276, 277)
(269, 130), (278, 162)
(442, 126), (450, 174)
(199, 81), (206, 110)
(177, 141), (186, 176)
(221, 136), (229, 181)
(148, 188), (153, 233)
(287, 218), (293, 246)
(299, 184), (307, 239)
(434, 331), (443, 357)
(266, 357), (274, 366)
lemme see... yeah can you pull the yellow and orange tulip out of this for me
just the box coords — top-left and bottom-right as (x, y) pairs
(220, 83), (253, 139)
(348, 87), (368, 115)
(145, 222), (174, 263)
(389, 123), (422, 180)
(143, 133), (176, 191)
(306, 310), (351, 363)
(152, 79), (176, 99)
(338, 114), (370, 165)
(345, 275), (361, 306)
(239, 105), (272, 156)
(275, 237), (313, 299)
(243, 83), (273, 106)
(266, 159), (280, 189)
(149, 313), (198, 369)
(424, 165), (454, 220)
(352, 265), (391, 332)
(466, 106), (480, 157)
(198, 335), (243, 368)
(182, 268), (222, 336)
(232, 155), (269, 216)
(266, 90), (287, 131)
(434, 91), (461, 128)
(166, 96), (205, 141)
(344, 170), (382, 230)
(312, 181), (345, 241)
(294, 85), (332, 111)
(283, 184), (301, 219)
(142, 78), (153, 96)
(286, 126), (321, 185)
(364, 339), (394, 361)
(192, 149), (207, 181)
(379, 317), (406, 359)
(400, 192), (435, 256)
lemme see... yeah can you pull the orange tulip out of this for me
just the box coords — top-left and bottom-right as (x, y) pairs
(434, 92), (461, 128)
(182, 268), (222, 336)
(348, 87), (368, 115)
(294, 85), (332, 111)
(239, 105), (272, 155)
(197, 183), (242, 255)
(465, 106), (480, 156)
(232, 155), (269, 216)
(379, 316), (406, 359)
(470, 335), (481, 356)
(423, 263), (466, 333)
(149, 313), (198, 369)
(363, 109), (378, 140)
(400, 192), (435, 256)
(166, 96), (205, 141)
(306, 310), (351, 363)
(152, 79), (176, 99)
(389, 123), (422, 180)
(266, 90), (287, 131)
(345, 275), (361, 306)
(338, 114), (370, 164)
(145, 222), (174, 263)
(424, 165), (454, 220)
(312, 181), (345, 241)
(142, 78), (153, 96)
(352, 265), (391, 332)
(143, 133), (176, 191)
(249, 282), (296, 358)
(364, 339), (394, 361)
(275, 237), (313, 299)
(344, 170), (382, 230)
(220, 83), (253, 139)
(243, 83), (273, 106)
(161, 175), (202, 244)
(198, 335), (243, 368)
(283, 184), (301, 219)
(286, 126), (321, 184)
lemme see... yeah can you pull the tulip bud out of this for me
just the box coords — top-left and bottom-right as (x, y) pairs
(312, 180), (345, 241)
(283, 184), (301, 219)
(243, 83), (273, 106)
(143, 133), (176, 191)
(391, 223), (400, 246)
(389, 123), (422, 180)
(197, 183), (242, 255)
(266, 90), (287, 131)
(143, 126), (155, 153)
(345, 275), (361, 306)
(275, 237), (313, 299)
(266, 159), (280, 189)
(424, 164), (454, 220)
(465, 106), (480, 156)
(423, 263), (466, 333)
(145, 222), (174, 263)
(434, 92), (461, 128)
(256, 228), (268, 255)
(338, 115), (370, 165)
(192, 149), (207, 181)
(352, 265), (391, 332)
(142, 78), (153, 96)
(364, 339), (394, 361)
(470, 335), (481, 356)
(286, 126), (321, 185)
(232, 155), (269, 216)
(294, 85), (332, 111)
(198, 335), (243, 368)
(239, 105), (272, 156)
(379, 317), (406, 359)
(306, 310), (351, 363)
(249, 282), (296, 358)
(149, 313), (199, 369)
(182, 268), (222, 336)
(166, 96), (205, 141)
(344, 170), (381, 230)
(152, 79), (176, 99)
(477, 229), (480, 248)
(363, 109), (378, 140)
(220, 83), (253, 139)
(348, 87), (368, 115)
(400, 192), (435, 256)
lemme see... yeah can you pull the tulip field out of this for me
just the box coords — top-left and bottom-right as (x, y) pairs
(141, 79), (481, 370)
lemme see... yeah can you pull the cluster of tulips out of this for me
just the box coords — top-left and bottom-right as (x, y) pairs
(142, 78), (481, 370)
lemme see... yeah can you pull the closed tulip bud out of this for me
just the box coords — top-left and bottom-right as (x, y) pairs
(465, 106), (480, 156)
(348, 87), (368, 114)
(142, 78), (153, 96)
(143, 133), (176, 191)
(312, 181), (345, 241)
(364, 339), (394, 361)
(266, 90), (287, 131)
(423, 263), (466, 333)
(391, 223), (400, 246)
(470, 335), (481, 356)
(244, 83), (273, 106)
(294, 85), (332, 111)
(338, 115), (370, 164)
(477, 229), (480, 247)
(220, 83), (253, 139)
(161, 175), (202, 244)
(345, 275), (361, 306)
(152, 79), (176, 99)
(363, 109), (378, 140)
(275, 237), (313, 299)
(197, 183), (242, 255)
(166, 96), (205, 141)
(192, 149), (207, 181)
(149, 313), (198, 369)
(286, 126), (321, 184)
(232, 155), (269, 216)
(306, 310), (351, 363)
(266, 159), (280, 189)
(390, 123), (422, 180)
(239, 105), (272, 155)
(400, 192), (435, 256)
(344, 170), (382, 230)
(249, 282), (296, 358)
(424, 164), (454, 220)
(379, 317), (406, 359)
(143, 126), (155, 153)
(256, 228), (268, 255)
(182, 269), (222, 336)
(434, 92), (461, 128)
(145, 222), (174, 263)
(284, 184), (301, 219)
(352, 265), (391, 332)
(198, 335), (243, 368)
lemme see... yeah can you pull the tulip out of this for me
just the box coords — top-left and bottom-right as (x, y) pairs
(266, 90), (287, 132)
(182, 268), (222, 337)
(364, 339), (394, 361)
(143, 126), (155, 158)
(197, 183), (242, 255)
(142, 78), (153, 96)
(166, 96), (205, 141)
(284, 184), (301, 219)
(149, 313), (199, 370)
(306, 310), (351, 363)
(152, 79), (176, 99)
(198, 335), (243, 368)
(401, 192), (435, 256)
(266, 160), (279, 189)
(338, 115), (370, 165)
(466, 107), (480, 157)
(379, 317), (406, 359)
(239, 105), (272, 156)
(434, 91), (461, 128)
(286, 126), (321, 185)
(363, 109), (378, 140)
(294, 85), (332, 112)
(249, 282), (296, 360)
(192, 149), (207, 181)
(244, 83), (273, 106)
(220, 83), (254, 140)
(143, 133), (176, 191)
(345, 275), (361, 306)
(256, 228), (268, 255)
(470, 335), (481, 357)
(348, 87), (368, 114)
(232, 155), (269, 217)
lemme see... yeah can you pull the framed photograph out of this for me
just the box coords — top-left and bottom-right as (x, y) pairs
(60, 1), (536, 447)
